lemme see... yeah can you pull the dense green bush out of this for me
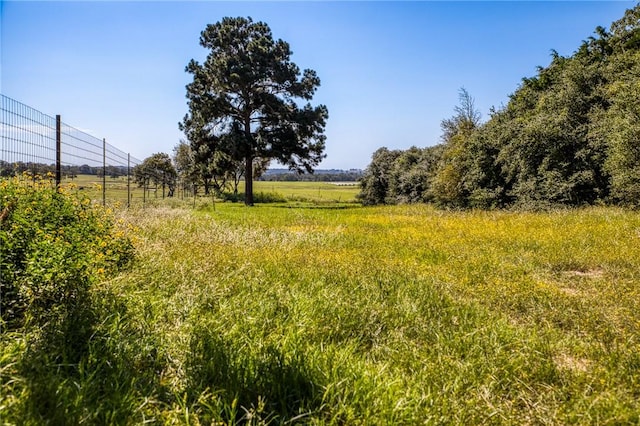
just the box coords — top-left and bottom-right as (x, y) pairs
(0, 176), (134, 331)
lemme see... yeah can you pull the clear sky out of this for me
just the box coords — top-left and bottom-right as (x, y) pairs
(1, 1), (634, 169)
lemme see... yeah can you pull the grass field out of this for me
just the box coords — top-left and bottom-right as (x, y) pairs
(3, 184), (640, 423)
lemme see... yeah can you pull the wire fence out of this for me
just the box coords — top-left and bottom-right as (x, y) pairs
(1, 94), (143, 206)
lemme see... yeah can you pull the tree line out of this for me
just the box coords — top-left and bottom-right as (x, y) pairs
(130, 148), (362, 199)
(359, 5), (640, 209)
(0, 161), (128, 179)
(259, 169), (363, 182)
(131, 146), (268, 199)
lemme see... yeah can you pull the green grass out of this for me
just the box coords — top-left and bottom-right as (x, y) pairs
(3, 199), (640, 423)
(250, 181), (360, 204)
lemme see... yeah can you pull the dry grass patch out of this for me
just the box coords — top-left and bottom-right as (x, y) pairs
(553, 353), (592, 373)
(562, 268), (605, 278)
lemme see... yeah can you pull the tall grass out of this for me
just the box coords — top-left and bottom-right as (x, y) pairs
(117, 205), (640, 422)
(3, 200), (640, 423)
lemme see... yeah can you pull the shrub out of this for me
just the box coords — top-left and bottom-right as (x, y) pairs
(0, 176), (134, 331)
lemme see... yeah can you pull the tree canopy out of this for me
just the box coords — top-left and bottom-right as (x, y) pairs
(181, 16), (328, 205)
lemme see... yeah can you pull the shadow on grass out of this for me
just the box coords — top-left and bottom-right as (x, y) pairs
(14, 291), (165, 424)
(221, 191), (289, 204)
(186, 326), (323, 423)
(220, 191), (361, 208)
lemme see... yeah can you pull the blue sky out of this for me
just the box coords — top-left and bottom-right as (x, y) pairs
(1, 1), (634, 169)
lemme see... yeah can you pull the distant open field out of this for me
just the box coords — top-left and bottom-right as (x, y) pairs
(251, 181), (360, 203)
(58, 174), (360, 205)
(58, 174), (140, 204)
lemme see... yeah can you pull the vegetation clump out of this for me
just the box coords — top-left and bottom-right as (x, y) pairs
(1, 176), (134, 330)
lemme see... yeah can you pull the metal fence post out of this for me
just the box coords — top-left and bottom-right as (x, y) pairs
(102, 138), (106, 206)
(127, 153), (131, 208)
(55, 115), (61, 187)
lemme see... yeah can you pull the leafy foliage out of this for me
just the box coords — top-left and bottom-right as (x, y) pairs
(357, 147), (402, 205)
(430, 88), (483, 208)
(601, 50), (640, 206)
(358, 146), (443, 205)
(0, 176), (134, 330)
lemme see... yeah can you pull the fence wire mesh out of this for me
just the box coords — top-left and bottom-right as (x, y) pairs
(1, 94), (142, 206)
(1, 95), (57, 174)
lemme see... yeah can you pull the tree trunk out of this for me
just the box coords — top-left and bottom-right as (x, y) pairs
(244, 155), (253, 206)
(244, 111), (254, 206)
